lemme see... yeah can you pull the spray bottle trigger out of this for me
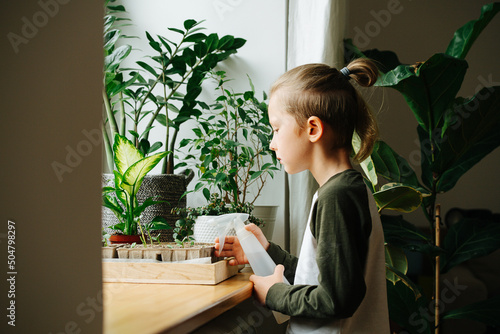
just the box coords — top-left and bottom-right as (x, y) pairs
(210, 213), (249, 255)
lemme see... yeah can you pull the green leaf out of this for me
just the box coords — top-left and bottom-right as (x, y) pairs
(184, 33), (207, 43)
(373, 183), (423, 213)
(202, 188), (210, 201)
(113, 134), (144, 176)
(133, 197), (164, 217)
(443, 295), (500, 326)
(431, 87), (500, 192)
(218, 35), (234, 50)
(137, 61), (158, 78)
(102, 194), (124, 218)
(385, 245), (408, 284)
(149, 216), (172, 230)
(445, 3), (500, 59)
(167, 27), (184, 34)
(386, 280), (431, 334)
(121, 151), (168, 196)
(377, 53), (468, 134)
(352, 131), (377, 186)
(371, 141), (422, 190)
(381, 215), (440, 256)
(104, 45), (132, 72)
(183, 19), (197, 30)
(440, 218), (500, 273)
(205, 33), (219, 53)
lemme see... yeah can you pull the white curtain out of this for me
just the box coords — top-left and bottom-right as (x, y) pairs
(285, 0), (347, 255)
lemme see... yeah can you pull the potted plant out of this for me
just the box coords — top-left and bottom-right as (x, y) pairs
(102, 134), (170, 244)
(178, 71), (280, 241)
(346, 3), (500, 333)
(101, 1), (247, 239)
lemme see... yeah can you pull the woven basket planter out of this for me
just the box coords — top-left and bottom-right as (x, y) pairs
(102, 170), (194, 242)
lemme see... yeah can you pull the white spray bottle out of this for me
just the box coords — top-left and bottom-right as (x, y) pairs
(211, 213), (290, 323)
(211, 213), (288, 281)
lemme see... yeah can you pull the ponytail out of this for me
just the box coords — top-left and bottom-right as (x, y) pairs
(270, 58), (379, 164)
(345, 58), (379, 163)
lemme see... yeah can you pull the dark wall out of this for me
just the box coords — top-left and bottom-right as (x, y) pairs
(1, 1), (103, 333)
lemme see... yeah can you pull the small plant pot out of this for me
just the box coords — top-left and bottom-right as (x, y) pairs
(143, 247), (161, 261)
(117, 247), (130, 259)
(193, 216), (236, 243)
(172, 248), (187, 261)
(102, 246), (118, 259)
(109, 234), (142, 244)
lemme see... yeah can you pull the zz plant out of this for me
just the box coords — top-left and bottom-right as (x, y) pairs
(347, 3), (500, 333)
(102, 5), (246, 174)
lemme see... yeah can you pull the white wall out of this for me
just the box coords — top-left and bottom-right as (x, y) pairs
(117, 0), (288, 245)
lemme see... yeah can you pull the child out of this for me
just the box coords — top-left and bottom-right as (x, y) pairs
(216, 59), (390, 333)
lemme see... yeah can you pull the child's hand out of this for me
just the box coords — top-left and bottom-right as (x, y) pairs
(215, 235), (248, 266)
(215, 223), (269, 266)
(249, 264), (285, 305)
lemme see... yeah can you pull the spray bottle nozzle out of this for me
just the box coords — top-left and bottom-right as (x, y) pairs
(210, 213), (249, 254)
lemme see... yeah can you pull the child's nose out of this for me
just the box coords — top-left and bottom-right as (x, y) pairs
(269, 136), (277, 151)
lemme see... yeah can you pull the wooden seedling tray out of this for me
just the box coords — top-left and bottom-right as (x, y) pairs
(102, 259), (239, 285)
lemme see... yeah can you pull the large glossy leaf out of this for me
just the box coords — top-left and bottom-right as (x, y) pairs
(431, 87), (500, 192)
(371, 141), (423, 190)
(445, 3), (500, 59)
(440, 218), (500, 273)
(385, 245), (408, 284)
(373, 183), (423, 213)
(121, 151), (168, 197)
(381, 214), (440, 255)
(443, 295), (500, 326)
(113, 134), (144, 176)
(377, 54), (468, 133)
(386, 280), (431, 334)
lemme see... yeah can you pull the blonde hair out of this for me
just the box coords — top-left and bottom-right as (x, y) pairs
(270, 58), (379, 163)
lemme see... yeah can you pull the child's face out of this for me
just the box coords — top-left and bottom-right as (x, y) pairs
(268, 93), (311, 174)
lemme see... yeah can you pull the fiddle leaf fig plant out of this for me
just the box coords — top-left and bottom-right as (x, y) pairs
(102, 134), (168, 236)
(346, 2), (500, 333)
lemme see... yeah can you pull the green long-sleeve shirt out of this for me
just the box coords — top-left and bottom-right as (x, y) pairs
(265, 169), (373, 319)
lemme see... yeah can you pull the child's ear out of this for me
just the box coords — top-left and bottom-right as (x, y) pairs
(306, 116), (323, 143)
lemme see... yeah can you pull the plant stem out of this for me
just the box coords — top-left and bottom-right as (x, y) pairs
(119, 91), (126, 136)
(434, 204), (441, 334)
(102, 123), (114, 173)
(103, 87), (119, 138)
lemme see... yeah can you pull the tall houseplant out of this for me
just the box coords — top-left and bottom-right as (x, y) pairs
(181, 71), (279, 205)
(177, 71), (280, 242)
(347, 3), (500, 333)
(101, 2), (246, 239)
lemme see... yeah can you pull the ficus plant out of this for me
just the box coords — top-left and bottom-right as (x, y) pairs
(348, 3), (500, 333)
(101, 4), (246, 174)
(180, 71), (280, 206)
